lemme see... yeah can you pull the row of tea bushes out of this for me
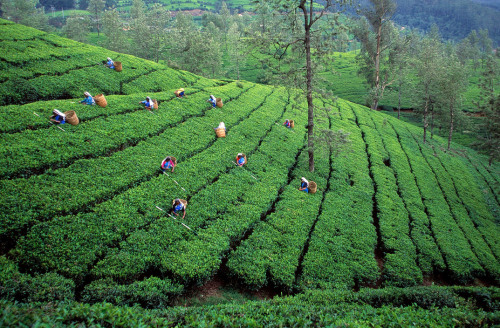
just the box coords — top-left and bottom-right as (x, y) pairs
(0, 81), (245, 178)
(14, 85), (274, 281)
(350, 103), (423, 286)
(0, 83), (251, 245)
(366, 104), (446, 275)
(1, 286), (498, 325)
(88, 88), (293, 288)
(391, 122), (484, 282)
(299, 101), (379, 290)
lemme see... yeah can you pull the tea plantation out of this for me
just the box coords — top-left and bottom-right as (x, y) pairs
(0, 19), (499, 326)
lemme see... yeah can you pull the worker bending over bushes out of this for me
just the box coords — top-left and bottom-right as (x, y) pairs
(80, 92), (95, 105)
(175, 88), (185, 98)
(299, 177), (309, 193)
(236, 153), (246, 166)
(50, 109), (66, 124)
(207, 95), (217, 108)
(140, 97), (154, 111)
(106, 57), (115, 69)
(171, 199), (186, 219)
(161, 156), (176, 173)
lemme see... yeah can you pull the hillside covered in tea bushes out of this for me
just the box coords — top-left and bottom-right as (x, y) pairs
(0, 19), (499, 325)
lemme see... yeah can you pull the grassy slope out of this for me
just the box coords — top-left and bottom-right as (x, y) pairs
(0, 19), (498, 324)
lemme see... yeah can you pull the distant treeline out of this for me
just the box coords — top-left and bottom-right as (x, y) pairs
(356, 0), (499, 46)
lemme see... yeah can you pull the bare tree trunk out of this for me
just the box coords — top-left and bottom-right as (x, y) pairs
(371, 23), (382, 110)
(95, 7), (100, 37)
(398, 81), (401, 119)
(448, 101), (454, 150)
(237, 57), (240, 80)
(300, 0), (314, 172)
(430, 109), (434, 139)
(423, 97), (429, 143)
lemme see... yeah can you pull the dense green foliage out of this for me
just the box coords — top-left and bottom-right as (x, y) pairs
(1, 287), (499, 326)
(0, 19), (499, 325)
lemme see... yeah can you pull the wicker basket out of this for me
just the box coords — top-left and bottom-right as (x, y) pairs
(309, 181), (317, 194)
(94, 94), (107, 107)
(153, 99), (158, 109)
(216, 98), (223, 108)
(290, 120), (295, 128)
(64, 110), (79, 125)
(215, 127), (226, 138)
(171, 156), (177, 165)
(114, 61), (122, 72)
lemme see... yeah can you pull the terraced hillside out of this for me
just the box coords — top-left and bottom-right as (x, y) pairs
(1, 19), (499, 324)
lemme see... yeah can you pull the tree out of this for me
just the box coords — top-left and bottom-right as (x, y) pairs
(202, 21), (223, 78)
(1, 0), (50, 31)
(412, 33), (444, 144)
(129, 0), (150, 59)
(227, 22), (246, 80)
(102, 8), (127, 52)
(63, 15), (90, 43)
(353, 0), (398, 110)
(478, 29), (493, 68)
(434, 53), (468, 150)
(252, 0), (351, 172)
(169, 13), (222, 77)
(475, 55), (500, 165)
(148, 3), (170, 63)
(253, 0), (272, 36)
(218, 1), (231, 50)
(87, 0), (105, 37)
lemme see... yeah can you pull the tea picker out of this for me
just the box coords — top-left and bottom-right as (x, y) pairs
(232, 153), (258, 180)
(106, 57), (115, 69)
(34, 111), (66, 132)
(80, 92), (96, 105)
(161, 156), (177, 173)
(275, 121), (295, 133)
(140, 96), (155, 111)
(299, 177), (317, 194)
(155, 204), (198, 235)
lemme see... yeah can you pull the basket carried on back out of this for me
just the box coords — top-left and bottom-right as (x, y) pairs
(153, 99), (158, 109)
(215, 128), (226, 138)
(114, 61), (122, 72)
(64, 110), (79, 125)
(216, 98), (223, 108)
(290, 120), (295, 128)
(309, 181), (317, 194)
(94, 94), (107, 107)
(170, 156), (177, 165)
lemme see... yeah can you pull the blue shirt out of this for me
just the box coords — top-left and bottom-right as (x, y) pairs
(301, 182), (309, 193)
(238, 156), (245, 165)
(107, 60), (115, 69)
(54, 115), (66, 124)
(162, 159), (173, 170)
(80, 96), (95, 105)
(174, 203), (184, 212)
(141, 100), (153, 108)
